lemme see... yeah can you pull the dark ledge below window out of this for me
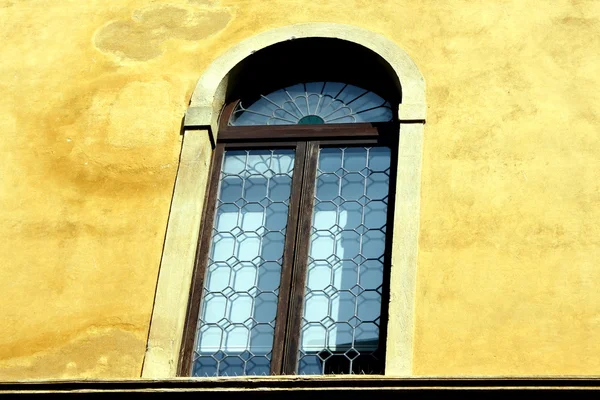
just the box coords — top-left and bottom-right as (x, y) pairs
(1, 377), (600, 397)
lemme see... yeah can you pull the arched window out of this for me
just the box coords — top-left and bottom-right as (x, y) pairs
(228, 82), (393, 126)
(178, 38), (403, 376)
(142, 24), (425, 380)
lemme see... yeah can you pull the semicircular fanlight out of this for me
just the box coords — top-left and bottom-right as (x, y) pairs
(229, 82), (393, 126)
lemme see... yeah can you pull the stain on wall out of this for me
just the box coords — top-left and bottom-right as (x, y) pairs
(95, 3), (231, 61)
(0, 327), (144, 379)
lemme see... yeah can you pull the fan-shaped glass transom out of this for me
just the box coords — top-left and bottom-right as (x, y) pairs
(229, 82), (393, 126)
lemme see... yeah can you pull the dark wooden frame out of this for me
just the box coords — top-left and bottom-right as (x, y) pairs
(178, 100), (399, 376)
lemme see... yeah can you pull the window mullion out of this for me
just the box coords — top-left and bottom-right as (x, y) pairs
(282, 140), (320, 374)
(269, 142), (308, 374)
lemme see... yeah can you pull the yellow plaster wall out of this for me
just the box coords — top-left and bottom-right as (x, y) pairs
(0, 0), (599, 378)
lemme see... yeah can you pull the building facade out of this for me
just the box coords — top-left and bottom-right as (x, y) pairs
(1, 0), (600, 381)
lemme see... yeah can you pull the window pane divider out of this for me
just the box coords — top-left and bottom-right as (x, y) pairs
(218, 123), (397, 143)
(269, 142), (307, 374)
(282, 141), (320, 374)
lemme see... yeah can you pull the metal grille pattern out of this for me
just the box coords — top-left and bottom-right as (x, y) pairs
(193, 149), (295, 376)
(298, 147), (391, 374)
(230, 82), (393, 126)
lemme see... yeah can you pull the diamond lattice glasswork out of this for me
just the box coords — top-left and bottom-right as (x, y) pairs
(193, 149), (295, 377)
(298, 147), (391, 374)
(229, 82), (393, 126)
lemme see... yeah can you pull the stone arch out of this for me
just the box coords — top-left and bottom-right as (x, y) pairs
(183, 22), (425, 134)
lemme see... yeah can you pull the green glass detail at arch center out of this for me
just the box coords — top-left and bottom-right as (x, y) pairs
(298, 115), (325, 125)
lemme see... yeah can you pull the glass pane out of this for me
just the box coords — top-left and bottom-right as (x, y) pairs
(298, 146), (391, 375)
(193, 149), (295, 377)
(230, 82), (393, 126)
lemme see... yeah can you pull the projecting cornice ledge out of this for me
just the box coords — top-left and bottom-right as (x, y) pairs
(1, 377), (600, 397)
(398, 103), (426, 123)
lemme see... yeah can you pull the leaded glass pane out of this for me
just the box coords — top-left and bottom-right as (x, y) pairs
(230, 82), (393, 126)
(298, 146), (391, 375)
(193, 149), (295, 377)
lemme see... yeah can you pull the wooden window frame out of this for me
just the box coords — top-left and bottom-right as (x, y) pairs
(178, 100), (399, 376)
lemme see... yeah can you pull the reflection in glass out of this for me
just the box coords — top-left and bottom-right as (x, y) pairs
(193, 149), (295, 376)
(298, 147), (391, 374)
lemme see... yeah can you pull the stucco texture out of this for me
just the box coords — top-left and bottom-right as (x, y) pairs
(1, 0), (599, 378)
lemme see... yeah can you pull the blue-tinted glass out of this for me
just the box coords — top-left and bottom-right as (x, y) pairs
(230, 82), (393, 126)
(193, 149), (295, 376)
(298, 146), (391, 375)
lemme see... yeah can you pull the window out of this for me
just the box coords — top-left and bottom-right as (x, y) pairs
(179, 81), (399, 376)
(143, 27), (426, 380)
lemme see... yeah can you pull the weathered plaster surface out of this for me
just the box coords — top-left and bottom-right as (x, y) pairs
(1, 0), (599, 379)
(95, 3), (230, 61)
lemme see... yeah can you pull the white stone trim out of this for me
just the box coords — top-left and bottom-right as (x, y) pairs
(185, 23), (425, 131)
(142, 130), (213, 378)
(385, 122), (425, 375)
